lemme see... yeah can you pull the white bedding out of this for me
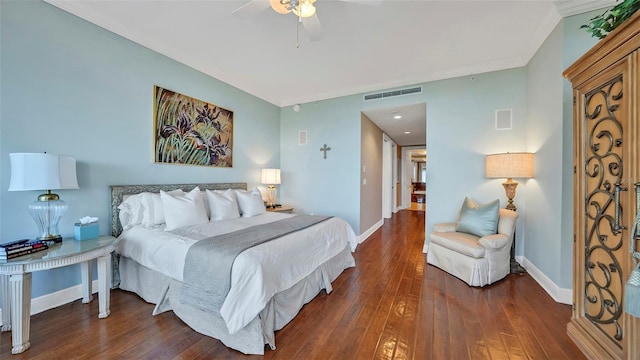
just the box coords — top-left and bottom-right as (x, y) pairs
(116, 212), (357, 334)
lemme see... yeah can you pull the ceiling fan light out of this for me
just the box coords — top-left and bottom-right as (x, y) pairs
(293, 1), (316, 18)
(270, 0), (291, 14)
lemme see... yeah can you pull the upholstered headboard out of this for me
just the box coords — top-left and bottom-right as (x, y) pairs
(109, 183), (247, 237)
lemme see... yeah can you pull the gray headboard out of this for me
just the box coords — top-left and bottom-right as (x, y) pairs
(110, 183), (247, 237)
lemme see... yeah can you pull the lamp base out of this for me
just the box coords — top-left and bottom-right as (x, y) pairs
(510, 259), (527, 274)
(265, 186), (277, 208)
(29, 195), (67, 244)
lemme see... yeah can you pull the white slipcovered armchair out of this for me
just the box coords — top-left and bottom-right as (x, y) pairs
(426, 206), (518, 287)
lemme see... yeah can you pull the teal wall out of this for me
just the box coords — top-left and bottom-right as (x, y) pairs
(395, 71), (529, 242)
(1, 1), (280, 298)
(524, 9), (601, 290)
(281, 69), (529, 239)
(525, 20), (564, 286)
(280, 97), (362, 230)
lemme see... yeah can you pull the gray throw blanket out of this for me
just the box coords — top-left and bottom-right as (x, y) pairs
(181, 215), (332, 315)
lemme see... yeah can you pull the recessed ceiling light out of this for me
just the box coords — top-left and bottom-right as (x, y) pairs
(404, 131), (411, 134)
(394, 115), (402, 119)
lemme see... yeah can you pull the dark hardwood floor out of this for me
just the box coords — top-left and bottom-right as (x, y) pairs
(1, 210), (585, 359)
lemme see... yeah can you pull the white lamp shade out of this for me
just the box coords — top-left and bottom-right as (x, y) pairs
(9, 153), (79, 191)
(485, 152), (534, 179)
(261, 168), (281, 185)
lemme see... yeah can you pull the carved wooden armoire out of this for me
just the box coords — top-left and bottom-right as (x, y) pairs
(563, 11), (640, 360)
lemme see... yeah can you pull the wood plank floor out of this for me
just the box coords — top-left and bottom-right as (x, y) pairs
(1, 210), (585, 359)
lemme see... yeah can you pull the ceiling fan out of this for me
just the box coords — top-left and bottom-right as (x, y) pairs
(232, 0), (382, 43)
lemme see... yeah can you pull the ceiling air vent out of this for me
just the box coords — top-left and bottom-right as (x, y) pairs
(364, 86), (423, 101)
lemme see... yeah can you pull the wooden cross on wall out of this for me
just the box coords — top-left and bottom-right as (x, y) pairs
(320, 144), (331, 159)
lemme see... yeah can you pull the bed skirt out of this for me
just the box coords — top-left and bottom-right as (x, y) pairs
(117, 244), (355, 355)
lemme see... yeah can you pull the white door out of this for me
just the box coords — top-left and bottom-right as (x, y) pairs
(382, 134), (393, 219)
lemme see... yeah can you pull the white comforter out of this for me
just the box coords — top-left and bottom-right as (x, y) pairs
(116, 212), (357, 333)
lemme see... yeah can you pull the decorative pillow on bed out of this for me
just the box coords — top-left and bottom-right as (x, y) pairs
(161, 187), (209, 231)
(235, 189), (266, 217)
(206, 189), (240, 221)
(455, 197), (500, 237)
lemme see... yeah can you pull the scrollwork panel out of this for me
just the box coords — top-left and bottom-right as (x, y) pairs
(583, 75), (625, 345)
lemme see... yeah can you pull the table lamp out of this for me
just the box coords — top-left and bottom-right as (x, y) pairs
(261, 168), (281, 208)
(9, 153), (79, 243)
(485, 152), (534, 211)
(485, 152), (534, 273)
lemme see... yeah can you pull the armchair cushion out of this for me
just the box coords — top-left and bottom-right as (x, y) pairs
(430, 231), (485, 258)
(455, 197), (500, 237)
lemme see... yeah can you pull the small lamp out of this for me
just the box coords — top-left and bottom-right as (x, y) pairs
(9, 153), (79, 243)
(261, 168), (281, 208)
(485, 152), (534, 211)
(485, 152), (533, 273)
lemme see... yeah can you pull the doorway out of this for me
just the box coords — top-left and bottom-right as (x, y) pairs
(401, 146), (426, 211)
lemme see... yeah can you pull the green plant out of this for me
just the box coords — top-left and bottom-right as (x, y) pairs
(581, 0), (640, 39)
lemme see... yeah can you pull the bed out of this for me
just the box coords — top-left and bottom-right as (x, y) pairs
(110, 183), (357, 355)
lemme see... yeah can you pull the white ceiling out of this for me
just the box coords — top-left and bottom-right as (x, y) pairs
(363, 103), (427, 146)
(45, 0), (613, 146)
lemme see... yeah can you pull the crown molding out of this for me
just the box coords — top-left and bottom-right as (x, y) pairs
(553, 0), (616, 17)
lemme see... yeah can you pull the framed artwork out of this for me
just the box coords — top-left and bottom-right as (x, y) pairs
(154, 86), (233, 167)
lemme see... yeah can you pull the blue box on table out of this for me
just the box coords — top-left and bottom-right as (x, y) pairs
(74, 222), (99, 241)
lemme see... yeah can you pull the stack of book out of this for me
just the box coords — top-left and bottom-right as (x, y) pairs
(0, 239), (49, 261)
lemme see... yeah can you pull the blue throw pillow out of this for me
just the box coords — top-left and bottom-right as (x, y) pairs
(455, 197), (500, 237)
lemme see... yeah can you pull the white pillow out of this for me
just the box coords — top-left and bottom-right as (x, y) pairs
(117, 193), (146, 230)
(235, 189), (266, 217)
(141, 190), (184, 227)
(161, 187), (209, 231)
(206, 189), (240, 221)
(140, 192), (161, 227)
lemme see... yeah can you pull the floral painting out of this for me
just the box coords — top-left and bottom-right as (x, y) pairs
(154, 86), (233, 167)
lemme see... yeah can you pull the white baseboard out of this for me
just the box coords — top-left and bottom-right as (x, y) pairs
(0, 279), (99, 326)
(520, 256), (572, 305)
(359, 219), (383, 244)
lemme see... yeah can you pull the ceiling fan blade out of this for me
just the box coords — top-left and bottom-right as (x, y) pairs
(335, 0), (383, 5)
(301, 13), (324, 41)
(232, 0), (271, 19)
